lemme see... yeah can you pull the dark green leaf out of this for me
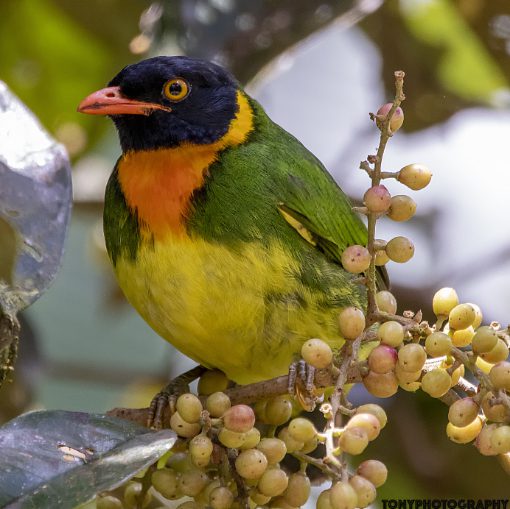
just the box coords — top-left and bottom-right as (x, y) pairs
(0, 410), (176, 509)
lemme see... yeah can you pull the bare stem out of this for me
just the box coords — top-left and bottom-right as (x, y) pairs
(364, 71), (406, 323)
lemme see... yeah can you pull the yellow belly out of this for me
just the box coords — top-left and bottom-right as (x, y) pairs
(114, 235), (343, 384)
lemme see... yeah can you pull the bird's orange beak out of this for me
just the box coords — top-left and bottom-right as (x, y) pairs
(77, 86), (172, 116)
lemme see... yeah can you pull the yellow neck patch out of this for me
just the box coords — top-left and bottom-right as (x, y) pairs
(117, 91), (253, 239)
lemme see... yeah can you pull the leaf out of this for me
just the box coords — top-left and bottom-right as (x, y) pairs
(0, 410), (176, 509)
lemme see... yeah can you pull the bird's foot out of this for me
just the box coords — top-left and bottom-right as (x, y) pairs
(288, 360), (317, 412)
(147, 365), (207, 429)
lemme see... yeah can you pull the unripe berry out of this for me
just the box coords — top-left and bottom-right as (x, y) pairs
(338, 307), (366, 340)
(357, 459), (388, 487)
(476, 423), (499, 456)
(432, 287), (459, 317)
(364, 185), (391, 213)
(329, 481), (358, 509)
(265, 396), (293, 425)
(179, 469), (209, 497)
(198, 370), (229, 395)
(166, 451), (193, 473)
(482, 392), (508, 422)
(189, 435), (213, 464)
(395, 363), (422, 383)
(347, 413), (381, 440)
(376, 103), (404, 132)
(356, 404), (388, 429)
(421, 369), (451, 398)
(448, 304), (476, 330)
(451, 326), (475, 347)
(206, 392), (231, 417)
(472, 326), (498, 354)
(239, 427), (261, 450)
(123, 482), (151, 509)
(375, 248), (390, 266)
(301, 338), (333, 368)
(278, 427), (305, 453)
(398, 163), (432, 190)
(468, 303), (483, 329)
(317, 489), (335, 509)
(400, 380), (421, 392)
(490, 425), (510, 454)
(176, 393), (203, 424)
(448, 398), (479, 427)
(489, 361), (510, 390)
(349, 475), (376, 508)
(288, 417), (317, 442)
(398, 343), (426, 372)
(301, 436), (319, 454)
(170, 411), (201, 438)
(446, 416), (483, 444)
(385, 236), (414, 263)
(218, 428), (246, 448)
(425, 331), (452, 357)
(283, 472), (311, 506)
(250, 489), (271, 506)
(450, 364), (465, 387)
(209, 486), (234, 509)
(377, 320), (404, 347)
(257, 467), (289, 497)
(341, 245), (371, 273)
(257, 438), (287, 464)
(363, 370), (399, 398)
(481, 340), (509, 364)
(223, 404), (255, 433)
(339, 427), (369, 455)
(235, 449), (268, 479)
(376, 290), (397, 314)
(368, 344), (398, 374)
(387, 194), (416, 222)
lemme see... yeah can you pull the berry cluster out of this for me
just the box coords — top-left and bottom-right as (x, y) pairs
(98, 367), (389, 509)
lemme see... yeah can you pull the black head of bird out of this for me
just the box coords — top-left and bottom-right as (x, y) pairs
(78, 56), (241, 152)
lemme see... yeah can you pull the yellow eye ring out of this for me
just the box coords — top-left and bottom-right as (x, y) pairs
(163, 78), (190, 102)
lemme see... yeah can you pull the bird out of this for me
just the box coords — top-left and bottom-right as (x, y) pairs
(78, 56), (383, 390)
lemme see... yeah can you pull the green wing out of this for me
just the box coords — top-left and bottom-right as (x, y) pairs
(273, 136), (389, 290)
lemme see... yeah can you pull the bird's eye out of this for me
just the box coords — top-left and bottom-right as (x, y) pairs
(163, 78), (190, 102)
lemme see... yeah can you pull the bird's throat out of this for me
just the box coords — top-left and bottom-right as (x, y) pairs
(117, 91), (254, 239)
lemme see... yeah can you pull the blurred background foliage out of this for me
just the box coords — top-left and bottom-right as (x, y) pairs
(1, 0), (510, 500)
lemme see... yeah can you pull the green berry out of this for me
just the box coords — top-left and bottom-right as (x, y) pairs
(448, 398), (479, 427)
(448, 304), (476, 330)
(375, 290), (397, 314)
(235, 449), (268, 480)
(432, 287), (459, 317)
(398, 163), (432, 190)
(301, 338), (333, 368)
(387, 194), (416, 221)
(377, 321), (404, 347)
(446, 416), (482, 444)
(425, 331), (452, 357)
(176, 393), (202, 424)
(386, 236), (414, 263)
(338, 307), (366, 340)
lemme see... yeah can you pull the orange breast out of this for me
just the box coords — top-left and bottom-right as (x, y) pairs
(117, 91), (254, 239)
(118, 146), (217, 238)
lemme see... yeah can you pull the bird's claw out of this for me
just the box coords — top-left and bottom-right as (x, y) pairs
(147, 383), (184, 429)
(288, 359), (317, 411)
(147, 365), (207, 429)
